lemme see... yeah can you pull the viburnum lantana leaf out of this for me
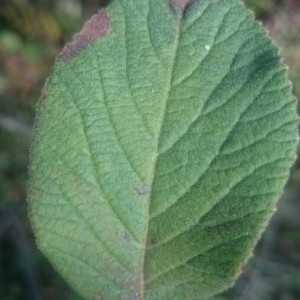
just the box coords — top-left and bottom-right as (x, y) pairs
(28, 0), (298, 299)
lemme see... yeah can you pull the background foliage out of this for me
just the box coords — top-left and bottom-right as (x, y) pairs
(0, 0), (299, 299)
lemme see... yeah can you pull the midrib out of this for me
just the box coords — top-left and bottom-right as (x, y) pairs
(139, 14), (183, 299)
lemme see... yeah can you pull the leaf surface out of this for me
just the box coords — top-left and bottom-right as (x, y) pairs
(28, 0), (298, 299)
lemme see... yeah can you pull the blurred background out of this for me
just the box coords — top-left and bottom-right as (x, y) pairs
(0, 0), (299, 299)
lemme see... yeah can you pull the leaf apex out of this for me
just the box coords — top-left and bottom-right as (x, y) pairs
(170, 0), (196, 14)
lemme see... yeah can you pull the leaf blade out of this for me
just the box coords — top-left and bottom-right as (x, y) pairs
(28, 0), (298, 299)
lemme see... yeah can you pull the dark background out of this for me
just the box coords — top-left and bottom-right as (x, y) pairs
(0, 0), (299, 299)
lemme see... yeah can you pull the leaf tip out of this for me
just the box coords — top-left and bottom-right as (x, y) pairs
(58, 9), (111, 61)
(170, 0), (196, 14)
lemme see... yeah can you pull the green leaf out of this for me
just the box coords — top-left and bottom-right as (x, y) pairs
(27, 0), (298, 299)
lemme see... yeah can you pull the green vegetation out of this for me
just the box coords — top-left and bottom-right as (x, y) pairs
(1, 0), (299, 299)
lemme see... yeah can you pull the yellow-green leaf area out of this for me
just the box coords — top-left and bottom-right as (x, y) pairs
(28, 0), (298, 299)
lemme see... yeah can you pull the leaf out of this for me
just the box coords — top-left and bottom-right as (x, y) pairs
(27, 0), (298, 299)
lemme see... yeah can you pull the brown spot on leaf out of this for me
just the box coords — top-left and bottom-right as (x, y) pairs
(38, 76), (52, 106)
(135, 186), (150, 197)
(58, 9), (110, 61)
(147, 238), (157, 247)
(123, 231), (131, 241)
(170, 0), (195, 14)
